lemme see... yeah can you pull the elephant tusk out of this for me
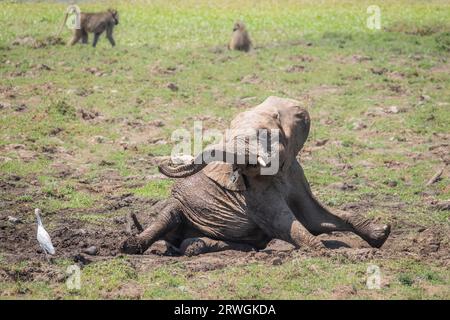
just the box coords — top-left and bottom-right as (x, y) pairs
(257, 156), (267, 167)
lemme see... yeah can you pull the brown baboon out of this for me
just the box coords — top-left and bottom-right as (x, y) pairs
(57, 9), (119, 47)
(228, 21), (252, 52)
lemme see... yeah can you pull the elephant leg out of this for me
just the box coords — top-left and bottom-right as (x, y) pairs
(120, 199), (184, 254)
(179, 237), (255, 256)
(250, 193), (325, 250)
(288, 163), (390, 248)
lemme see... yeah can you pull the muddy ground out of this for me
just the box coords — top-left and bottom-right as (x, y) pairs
(1, 188), (449, 284)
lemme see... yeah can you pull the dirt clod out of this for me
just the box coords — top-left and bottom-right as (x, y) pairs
(83, 246), (98, 256)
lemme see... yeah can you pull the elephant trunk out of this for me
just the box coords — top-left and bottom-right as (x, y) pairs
(158, 159), (206, 178)
(158, 146), (244, 178)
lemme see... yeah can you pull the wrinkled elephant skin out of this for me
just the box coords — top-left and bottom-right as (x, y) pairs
(120, 96), (391, 256)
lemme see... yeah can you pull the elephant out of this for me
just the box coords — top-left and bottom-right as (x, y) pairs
(120, 96), (391, 256)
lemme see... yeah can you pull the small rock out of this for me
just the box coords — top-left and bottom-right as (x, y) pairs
(329, 182), (356, 191)
(352, 122), (367, 130)
(271, 258), (283, 266)
(252, 251), (269, 260)
(386, 106), (399, 114)
(75, 228), (87, 236)
(83, 246), (98, 256)
(11, 36), (37, 47)
(0, 156), (13, 163)
(240, 74), (260, 84)
(49, 128), (63, 136)
(37, 64), (52, 71)
(85, 67), (103, 76)
(365, 107), (385, 117)
(148, 240), (179, 256)
(167, 82), (179, 92)
(370, 67), (387, 75)
(7, 216), (23, 224)
(315, 139), (329, 147)
(430, 200), (450, 211)
(92, 135), (106, 144)
(177, 286), (188, 292)
(113, 216), (126, 224)
(240, 96), (256, 103)
(7, 144), (26, 150)
(149, 120), (165, 127)
(286, 65), (305, 73)
(99, 160), (115, 166)
(14, 104), (27, 112)
(352, 55), (372, 62)
(384, 180), (398, 187)
(264, 239), (296, 252)
(80, 109), (99, 120)
(74, 253), (92, 266)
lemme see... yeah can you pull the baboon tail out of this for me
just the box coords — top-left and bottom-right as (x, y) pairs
(55, 12), (69, 37)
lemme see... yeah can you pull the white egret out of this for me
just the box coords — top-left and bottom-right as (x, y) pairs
(35, 208), (55, 261)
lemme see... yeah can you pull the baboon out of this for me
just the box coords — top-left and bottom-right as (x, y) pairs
(57, 9), (119, 47)
(228, 21), (252, 52)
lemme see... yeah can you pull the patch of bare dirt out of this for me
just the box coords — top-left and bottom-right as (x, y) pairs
(149, 61), (183, 76)
(0, 144), (37, 162)
(0, 260), (66, 283)
(240, 74), (261, 84)
(331, 285), (357, 299)
(110, 118), (166, 151)
(335, 54), (372, 64)
(431, 63), (450, 74)
(101, 282), (143, 299)
(11, 36), (64, 49)
(385, 22), (448, 36)
(289, 54), (314, 63)
(307, 85), (341, 98)
(285, 65), (306, 73)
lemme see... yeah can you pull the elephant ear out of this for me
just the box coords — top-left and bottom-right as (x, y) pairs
(202, 162), (246, 191)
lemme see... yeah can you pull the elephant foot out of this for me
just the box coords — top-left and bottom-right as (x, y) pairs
(291, 221), (326, 250)
(120, 236), (144, 254)
(180, 238), (209, 256)
(361, 223), (391, 248)
(180, 237), (255, 256)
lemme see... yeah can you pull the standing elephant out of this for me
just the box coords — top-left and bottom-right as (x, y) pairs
(120, 96), (390, 256)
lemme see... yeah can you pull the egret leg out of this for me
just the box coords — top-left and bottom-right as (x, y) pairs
(41, 246), (50, 263)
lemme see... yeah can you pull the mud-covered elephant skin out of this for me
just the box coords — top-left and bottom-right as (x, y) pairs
(120, 96), (391, 256)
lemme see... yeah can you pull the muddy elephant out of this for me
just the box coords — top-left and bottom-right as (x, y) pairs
(120, 96), (390, 256)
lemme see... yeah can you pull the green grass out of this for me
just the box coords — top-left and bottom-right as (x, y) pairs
(0, 0), (449, 299)
(0, 256), (448, 299)
(133, 180), (173, 199)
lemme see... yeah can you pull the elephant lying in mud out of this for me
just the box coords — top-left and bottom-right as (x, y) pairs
(120, 96), (391, 256)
